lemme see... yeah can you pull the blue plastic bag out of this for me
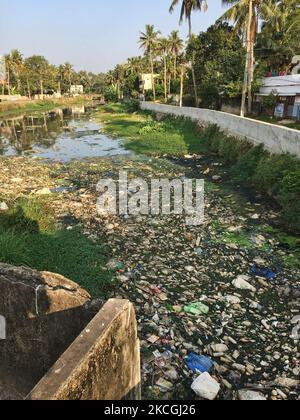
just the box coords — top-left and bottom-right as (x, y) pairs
(185, 353), (213, 373)
(251, 265), (276, 281)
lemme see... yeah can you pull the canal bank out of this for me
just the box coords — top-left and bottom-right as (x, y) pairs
(0, 102), (299, 400)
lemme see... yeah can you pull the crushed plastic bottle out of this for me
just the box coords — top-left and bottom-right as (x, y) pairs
(185, 353), (213, 373)
(184, 302), (209, 316)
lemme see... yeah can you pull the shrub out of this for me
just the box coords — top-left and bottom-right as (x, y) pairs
(253, 154), (299, 195)
(231, 144), (268, 182)
(104, 87), (118, 102)
(278, 167), (300, 231)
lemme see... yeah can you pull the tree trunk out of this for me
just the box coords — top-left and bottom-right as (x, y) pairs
(188, 17), (198, 108)
(248, 7), (257, 115)
(180, 64), (184, 108)
(164, 56), (167, 101)
(117, 81), (121, 100)
(40, 79), (44, 100)
(150, 50), (156, 101)
(7, 69), (11, 96)
(17, 76), (21, 94)
(241, 0), (253, 117)
(174, 55), (177, 80)
(27, 78), (31, 100)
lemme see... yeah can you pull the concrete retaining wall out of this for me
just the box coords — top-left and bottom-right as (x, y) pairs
(0, 264), (141, 401)
(28, 299), (141, 401)
(140, 102), (300, 158)
(0, 263), (100, 399)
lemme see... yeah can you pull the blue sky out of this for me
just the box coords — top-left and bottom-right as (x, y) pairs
(0, 0), (228, 73)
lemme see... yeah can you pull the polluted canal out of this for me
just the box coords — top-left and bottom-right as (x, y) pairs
(0, 106), (299, 401)
(0, 106), (130, 161)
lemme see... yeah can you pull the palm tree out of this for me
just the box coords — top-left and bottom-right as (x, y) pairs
(127, 56), (145, 76)
(178, 54), (187, 107)
(158, 38), (171, 100)
(169, 0), (208, 106)
(106, 70), (116, 87)
(3, 54), (12, 95)
(60, 62), (74, 92)
(10, 50), (23, 94)
(258, 0), (300, 66)
(169, 31), (184, 79)
(139, 24), (160, 101)
(221, 0), (271, 115)
(113, 64), (127, 100)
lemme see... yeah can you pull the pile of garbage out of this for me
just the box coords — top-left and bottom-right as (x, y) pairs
(1, 155), (299, 400)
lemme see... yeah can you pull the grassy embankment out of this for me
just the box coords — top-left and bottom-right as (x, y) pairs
(96, 102), (300, 234)
(0, 196), (113, 298)
(0, 96), (92, 119)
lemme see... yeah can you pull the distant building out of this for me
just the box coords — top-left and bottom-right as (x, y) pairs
(70, 85), (84, 95)
(139, 74), (158, 92)
(255, 56), (300, 119)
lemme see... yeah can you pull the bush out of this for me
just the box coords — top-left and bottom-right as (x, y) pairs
(278, 167), (300, 231)
(123, 100), (140, 113)
(218, 135), (252, 164)
(104, 87), (118, 102)
(232, 144), (268, 182)
(253, 154), (299, 195)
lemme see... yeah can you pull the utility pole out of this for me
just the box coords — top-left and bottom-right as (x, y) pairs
(241, 0), (253, 117)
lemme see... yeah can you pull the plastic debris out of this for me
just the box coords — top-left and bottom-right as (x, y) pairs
(156, 378), (173, 392)
(184, 302), (209, 316)
(185, 353), (213, 373)
(251, 265), (276, 281)
(238, 390), (267, 401)
(147, 335), (160, 344)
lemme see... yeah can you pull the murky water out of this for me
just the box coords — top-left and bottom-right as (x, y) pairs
(0, 106), (130, 162)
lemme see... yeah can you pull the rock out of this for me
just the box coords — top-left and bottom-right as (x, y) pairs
(225, 295), (241, 305)
(191, 372), (220, 400)
(211, 344), (229, 353)
(275, 377), (299, 389)
(212, 175), (222, 181)
(251, 214), (260, 220)
(232, 275), (256, 292)
(35, 188), (52, 195)
(0, 202), (8, 212)
(0, 263), (101, 398)
(238, 390), (267, 401)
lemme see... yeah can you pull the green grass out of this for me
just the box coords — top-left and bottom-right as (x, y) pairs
(218, 230), (255, 249)
(0, 197), (113, 298)
(0, 97), (90, 119)
(96, 103), (209, 156)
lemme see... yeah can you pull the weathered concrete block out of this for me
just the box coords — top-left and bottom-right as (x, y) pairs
(0, 263), (102, 399)
(28, 299), (141, 400)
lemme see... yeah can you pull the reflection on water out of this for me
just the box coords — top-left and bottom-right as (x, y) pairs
(0, 106), (130, 161)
